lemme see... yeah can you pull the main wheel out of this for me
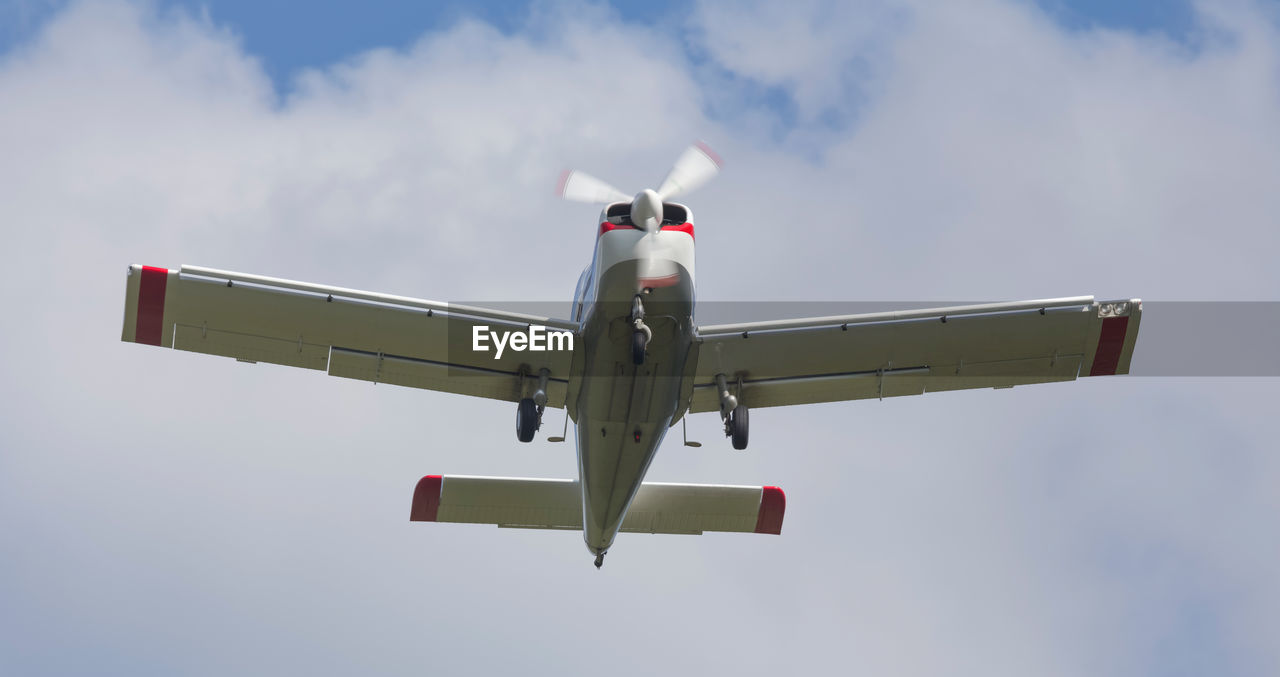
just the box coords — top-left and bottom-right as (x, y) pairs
(631, 329), (647, 365)
(516, 397), (539, 442)
(730, 404), (749, 450)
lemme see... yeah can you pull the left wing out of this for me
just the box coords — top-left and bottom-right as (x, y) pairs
(686, 297), (1141, 413)
(120, 265), (576, 406)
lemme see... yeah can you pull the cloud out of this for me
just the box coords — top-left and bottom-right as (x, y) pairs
(689, 0), (1280, 302)
(2, 1), (1279, 675)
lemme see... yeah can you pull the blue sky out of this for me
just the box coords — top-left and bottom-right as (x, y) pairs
(177, 0), (1198, 92)
(4, 0), (1201, 95)
(0, 0), (1209, 151)
(0, 0), (1212, 147)
(2, 1), (1279, 675)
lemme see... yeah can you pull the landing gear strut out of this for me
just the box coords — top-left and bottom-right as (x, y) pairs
(631, 294), (651, 366)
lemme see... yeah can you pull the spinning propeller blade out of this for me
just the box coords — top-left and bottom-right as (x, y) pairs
(657, 141), (722, 200)
(556, 170), (630, 204)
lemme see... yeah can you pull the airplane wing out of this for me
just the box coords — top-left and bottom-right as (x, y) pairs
(687, 297), (1141, 413)
(120, 265), (576, 406)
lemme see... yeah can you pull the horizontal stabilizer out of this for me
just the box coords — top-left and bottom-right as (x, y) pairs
(411, 475), (785, 535)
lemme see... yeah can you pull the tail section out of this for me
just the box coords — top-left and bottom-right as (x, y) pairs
(410, 475), (785, 536)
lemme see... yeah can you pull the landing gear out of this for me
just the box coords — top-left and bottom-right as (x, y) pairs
(516, 370), (550, 443)
(594, 553), (605, 569)
(715, 373), (749, 450)
(631, 329), (647, 365)
(516, 397), (541, 443)
(630, 294), (651, 366)
(728, 404), (749, 450)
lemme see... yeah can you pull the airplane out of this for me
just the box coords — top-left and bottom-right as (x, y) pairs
(120, 143), (1142, 568)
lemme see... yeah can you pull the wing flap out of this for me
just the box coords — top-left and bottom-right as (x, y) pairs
(410, 475), (785, 535)
(173, 324), (331, 369)
(326, 348), (566, 404)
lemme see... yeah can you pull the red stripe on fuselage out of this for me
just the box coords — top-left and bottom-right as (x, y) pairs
(597, 222), (695, 240)
(134, 266), (168, 346)
(599, 221), (637, 236)
(754, 486), (786, 535)
(1088, 316), (1130, 376)
(410, 475), (443, 521)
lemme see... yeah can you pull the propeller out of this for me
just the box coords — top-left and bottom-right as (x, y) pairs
(557, 141), (722, 206)
(557, 142), (721, 289)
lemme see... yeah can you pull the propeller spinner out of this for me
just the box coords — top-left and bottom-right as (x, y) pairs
(557, 142), (721, 289)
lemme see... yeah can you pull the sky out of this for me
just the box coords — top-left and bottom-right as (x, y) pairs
(1, 0), (1278, 675)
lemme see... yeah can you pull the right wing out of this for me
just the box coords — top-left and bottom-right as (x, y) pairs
(120, 265), (576, 406)
(688, 297), (1141, 412)
(411, 475), (786, 535)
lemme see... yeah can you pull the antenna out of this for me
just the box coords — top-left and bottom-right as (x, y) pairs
(682, 416), (701, 448)
(547, 410), (569, 443)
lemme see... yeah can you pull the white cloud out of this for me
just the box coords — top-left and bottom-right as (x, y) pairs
(690, 0), (906, 124)
(2, 1), (1279, 675)
(692, 0), (1280, 301)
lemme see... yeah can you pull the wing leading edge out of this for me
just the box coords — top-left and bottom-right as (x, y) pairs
(120, 264), (576, 406)
(687, 297), (1141, 412)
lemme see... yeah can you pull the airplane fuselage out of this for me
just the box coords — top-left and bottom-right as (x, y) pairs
(567, 208), (698, 558)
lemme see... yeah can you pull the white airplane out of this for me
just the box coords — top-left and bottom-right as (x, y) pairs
(120, 143), (1142, 568)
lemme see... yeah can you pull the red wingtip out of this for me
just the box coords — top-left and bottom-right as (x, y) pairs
(134, 266), (170, 346)
(1088, 316), (1130, 376)
(754, 486), (786, 535)
(410, 475), (443, 522)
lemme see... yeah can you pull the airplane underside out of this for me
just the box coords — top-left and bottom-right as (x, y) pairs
(572, 261), (696, 563)
(120, 142), (1140, 568)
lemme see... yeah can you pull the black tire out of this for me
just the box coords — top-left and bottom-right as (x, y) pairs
(631, 330), (647, 366)
(516, 397), (538, 443)
(730, 404), (749, 450)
